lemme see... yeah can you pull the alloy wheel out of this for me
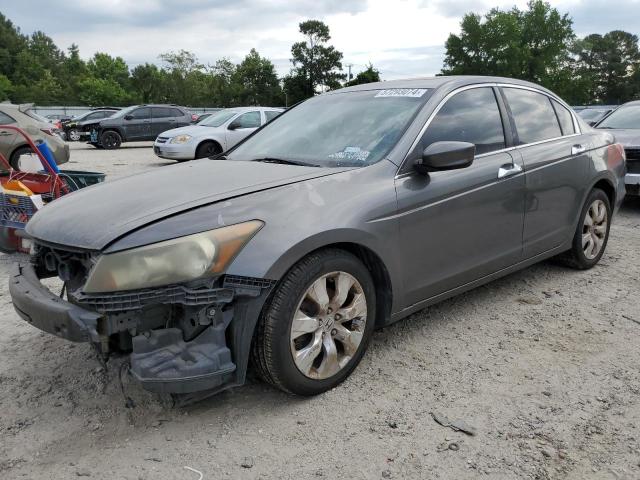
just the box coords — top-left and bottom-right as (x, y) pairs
(582, 199), (608, 260)
(290, 271), (367, 380)
(68, 129), (81, 141)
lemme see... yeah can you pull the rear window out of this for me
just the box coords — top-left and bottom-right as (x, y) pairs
(551, 100), (575, 135)
(503, 88), (562, 144)
(265, 110), (282, 123)
(0, 111), (16, 124)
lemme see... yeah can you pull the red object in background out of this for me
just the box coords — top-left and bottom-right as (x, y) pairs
(191, 113), (198, 122)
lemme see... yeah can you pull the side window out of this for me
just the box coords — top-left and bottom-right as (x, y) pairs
(264, 110), (282, 123)
(130, 107), (151, 120)
(0, 111), (16, 124)
(233, 111), (261, 129)
(551, 99), (575, 135)
(503, 88), (562, 144)
(152, 107), (172, 118)
(170, 108), (184, 117)
(86, 112), (102, 120)
(419, 87), (506, 156)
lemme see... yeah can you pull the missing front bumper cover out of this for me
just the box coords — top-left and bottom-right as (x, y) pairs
(9, 262), (275, 395)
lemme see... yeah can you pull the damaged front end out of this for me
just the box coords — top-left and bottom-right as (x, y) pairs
(9, 241), (275, 397)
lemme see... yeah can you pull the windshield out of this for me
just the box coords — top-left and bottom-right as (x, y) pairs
(578, 109), (608, 121)
(198, 110), (238, 127)
(597, 105), (640, 129)
(227, 89), (430, 167)
(110, 106), (138, 118)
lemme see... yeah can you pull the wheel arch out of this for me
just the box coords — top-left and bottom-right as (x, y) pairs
(196, 138), (222, 153)
(260, 239), (394, 329)
(591, 177), (615, 208)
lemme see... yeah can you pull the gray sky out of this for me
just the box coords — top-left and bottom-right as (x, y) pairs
(1, 0), (638, 79)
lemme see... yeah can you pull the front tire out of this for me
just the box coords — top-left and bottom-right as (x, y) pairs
(559, 188), (611, 269)
(100, 130), (122, 149)
(68, 128), (81, 142)
(252, 249), (376, 395)
(195, 141), (222, 159)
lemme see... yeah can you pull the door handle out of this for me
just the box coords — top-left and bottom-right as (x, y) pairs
(0, 131), (12, 136)
(497, 163), (522, 179)
(571, 144), (586, 155)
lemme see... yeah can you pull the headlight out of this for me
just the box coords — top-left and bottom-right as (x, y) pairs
(170, 134), (192, 144)
(83, 220), (263, 293)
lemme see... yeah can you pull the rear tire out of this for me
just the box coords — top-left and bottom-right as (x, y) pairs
(558, 188), (611, 270)
(9, 146), (33, 170)
(251, 249), (376, 396)
(100, 130), (122, 149)
(195, 141), (222, 159)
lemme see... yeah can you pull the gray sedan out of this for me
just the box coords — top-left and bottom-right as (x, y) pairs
(595, 100), (640, 196)
(10, 76), (626, 403)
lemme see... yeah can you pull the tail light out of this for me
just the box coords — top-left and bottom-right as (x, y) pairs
(606, 143), (626, 169)
(191, 114), (198, 122)
(55, 121), (62, 129)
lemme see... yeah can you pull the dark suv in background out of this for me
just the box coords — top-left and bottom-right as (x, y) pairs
(87, 105), (193, 149)
(62, 107), (120, 142)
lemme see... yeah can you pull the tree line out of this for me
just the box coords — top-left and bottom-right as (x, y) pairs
(1, 1), (639, 108)
(442, 0), (640, 105)
(0, 15), (377, 108)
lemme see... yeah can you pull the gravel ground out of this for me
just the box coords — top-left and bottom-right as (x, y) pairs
(1, 142), (639, 479)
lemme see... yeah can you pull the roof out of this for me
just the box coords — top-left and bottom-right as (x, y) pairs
(335, 75), (556, 95)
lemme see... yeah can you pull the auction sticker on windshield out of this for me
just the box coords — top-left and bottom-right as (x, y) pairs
(375, 89), (428, 98)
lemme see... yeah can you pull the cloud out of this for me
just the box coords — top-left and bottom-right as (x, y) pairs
(0, 0), (638, 83)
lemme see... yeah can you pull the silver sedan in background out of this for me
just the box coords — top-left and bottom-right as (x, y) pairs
(153, 107), (284, 161)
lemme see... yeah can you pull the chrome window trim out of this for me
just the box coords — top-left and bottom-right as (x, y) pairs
(397, 82), (583, 178)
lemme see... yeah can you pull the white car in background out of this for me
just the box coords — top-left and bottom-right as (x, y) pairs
(153, 107), (284, 161)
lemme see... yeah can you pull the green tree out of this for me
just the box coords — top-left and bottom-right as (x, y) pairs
(573, 31), (640, 104)
(0, 13), (27, 79)
(442, 1), (574, 95)
(87, 53), (130, 89)
(0, 74), (13, 101)
(233, 49), (283, 105)
(59, 44), (87, 103)
(345, 63), (381, 86)
(12, 70), (63, 105)
(77, 77), (130, 106)
(290, 19), (345, 99)
(131, 63), (163, 103)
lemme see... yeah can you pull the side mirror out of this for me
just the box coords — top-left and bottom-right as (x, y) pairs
(228, 121), (241, 130)
(414, 141), (475, 175)
(124, 114), (133, 121)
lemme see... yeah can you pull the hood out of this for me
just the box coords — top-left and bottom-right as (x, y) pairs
(158, 125), (214, 138)
(27, 160), (349, 250)
(599, 128), (640, 147)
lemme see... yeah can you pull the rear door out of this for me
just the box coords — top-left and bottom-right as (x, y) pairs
(500, 87), (588, 258)
(395, 86), (526, 307)
(151, 107), (176, 137)
(225, 111), (261, 149)
(125, 107), (152, 140)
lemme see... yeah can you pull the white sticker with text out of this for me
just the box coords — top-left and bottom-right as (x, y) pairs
(374, 88), (428, 98)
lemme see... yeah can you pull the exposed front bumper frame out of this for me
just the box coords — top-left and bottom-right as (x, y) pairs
(9, 262), (275, 397)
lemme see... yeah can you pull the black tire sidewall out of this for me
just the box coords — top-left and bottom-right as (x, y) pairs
(264, 251), (376, 395)
(571, 188), (611, 268)
(195, 141), (220, 159)
(9, 146), (33, 170)
(101, 131), (121, 149)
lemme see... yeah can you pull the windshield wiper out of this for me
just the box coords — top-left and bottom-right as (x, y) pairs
(249, 157), (320, 167)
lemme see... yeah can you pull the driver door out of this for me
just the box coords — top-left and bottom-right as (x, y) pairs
(124, 107), (151, 140)
(225, 111), (261, 149)
(395, 86), (526, 308)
